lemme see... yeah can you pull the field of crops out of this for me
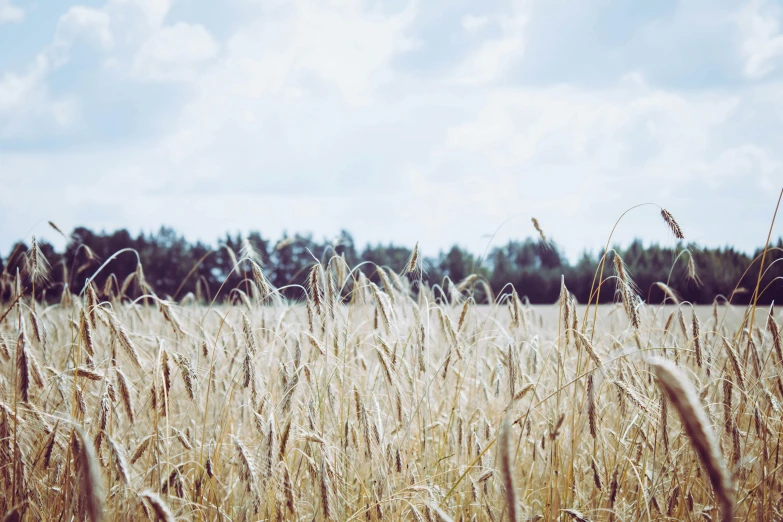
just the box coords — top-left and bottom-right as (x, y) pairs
(0, 248), (779, 521)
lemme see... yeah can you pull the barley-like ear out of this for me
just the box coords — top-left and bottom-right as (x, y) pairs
(308, 264), (323, 312)
(676, 307), (688, 339)
(73, 367), (103, 381)
(613, 253), (640, 329)
(561, 276), (571, 346)
(768, 304), (782, 363)
(649, 358), (734, 522)
(380, 266), (401, 303)
(112, 320), (141, 369)
(28, 309), (46, 347)
(27, 347), (45, 389)
(130, 435), (153, 465)
(692, 312), (702, 368)
(80, 310), (95, 357)
(498, 416), (518, 522)
(457, 297), (472, 330)
(319, 458), (332, 520)
(172, 352), (196, 400)
(158, 300), (184, 336)
(722, 376), (733, 433)
(512, 383), (533, 402)
(279, 419), (292, 458)
(172, 427), (192, 450)
(686, 253), (702, 286)
(241, 312), (257, 355)
(531, 217), (546, 242)
(38, 421), (59, 470)
(85, 283), (99, 327)
(283, 464), (295, 513)
(660, 209), (685, 240)
(609, 468), (619, 506)
(16, 329), (30, 403)
(304, 332), (326, 357)
(115, 368), (134, 425)
(403, 242), (421, 276)
(507, 343), (517, 399)
(655, 282), (680, 304)
(250, 260), (270, 299)
(587, 374), (597, 438)
(106, 435), (130, 485)
(369, 283), (392, 333)
(139, 491), (174, 522)
(509, 290), (521, 328)
(720, 337), (746, 390)
(24, 236), (50, 286)
(590, 456), (602, 490)
(425, 502), (455, 522)
(233, 435), (257, 492)
(45, 221), (66, 239)
(75, 427), (103, 522)
(324, 269), (336, 318)
(160, 348), (171, 395)
(574, 330), (602, 367)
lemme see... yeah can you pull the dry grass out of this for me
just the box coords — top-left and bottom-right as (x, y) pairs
(1, 233), (783, 520)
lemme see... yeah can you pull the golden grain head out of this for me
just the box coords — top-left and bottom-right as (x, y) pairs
(0, 226), (775, 522)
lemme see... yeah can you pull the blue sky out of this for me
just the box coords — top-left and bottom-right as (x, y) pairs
(0, 0), (781, 261)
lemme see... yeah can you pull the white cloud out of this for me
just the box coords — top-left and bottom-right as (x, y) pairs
(453, 15), (527, 84)
(0, 4), (118, 136)
(57, 6), (114, 49)
(418, 79), (774, 253)
(462, 15), (489, 33)
(739, 0), (783, 78)
(161, 0), (417, 161)
(0, 0), (221, 133)
(0, 0), (23, 24)
(0, 53), (78, 137)
(0, 0), (780, 260)
(110, 0), (171, 28)
(702, 144), (783, 191)
(0, 68), (44, 114)
(132, 22), (218, 81)
(442, 84), (739, 177)
(260, 1), (417, 102)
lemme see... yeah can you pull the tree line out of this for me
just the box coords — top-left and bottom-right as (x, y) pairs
(1, 225), (781, 305)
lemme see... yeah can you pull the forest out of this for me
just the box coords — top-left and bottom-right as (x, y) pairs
(1, 225), (780, 305)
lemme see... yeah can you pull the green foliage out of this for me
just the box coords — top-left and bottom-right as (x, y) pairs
(2, 227), (781, 305)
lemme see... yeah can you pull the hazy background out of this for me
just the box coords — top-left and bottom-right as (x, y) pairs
(0, 0), (781, 260)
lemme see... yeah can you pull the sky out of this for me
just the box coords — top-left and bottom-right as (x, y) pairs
(0, 0), (781, 262)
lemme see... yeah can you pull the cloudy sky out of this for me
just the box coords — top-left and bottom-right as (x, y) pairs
(0, 0), (781, 260)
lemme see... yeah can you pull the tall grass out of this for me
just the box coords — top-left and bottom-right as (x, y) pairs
(0, 198), (781, 520)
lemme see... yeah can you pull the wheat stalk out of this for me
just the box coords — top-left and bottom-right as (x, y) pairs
(649, 358), (734, 522)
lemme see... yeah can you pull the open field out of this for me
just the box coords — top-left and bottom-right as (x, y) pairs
(0, 261), (780, 521)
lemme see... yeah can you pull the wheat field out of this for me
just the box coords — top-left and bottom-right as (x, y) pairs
(0, 235), (781, 522)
